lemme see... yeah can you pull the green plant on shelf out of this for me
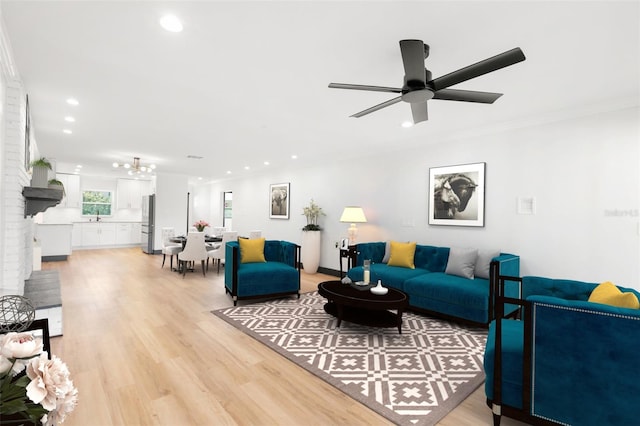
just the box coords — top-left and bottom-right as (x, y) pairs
(30, 157), (52, 170)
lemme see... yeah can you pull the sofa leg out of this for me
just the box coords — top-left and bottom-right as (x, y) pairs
(492, 413), (501, 426)
(492, 404), (501, 426)
(162, 254), (166, 268)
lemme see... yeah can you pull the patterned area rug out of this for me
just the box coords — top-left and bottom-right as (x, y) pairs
(212, 291), (487, 426)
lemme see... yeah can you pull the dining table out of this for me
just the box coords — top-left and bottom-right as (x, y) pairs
(169, 235), (223, 273)
(170, 234), (222, 249)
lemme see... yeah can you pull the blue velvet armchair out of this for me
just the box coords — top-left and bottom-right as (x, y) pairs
(484, 275), (640, 425)
(224, 240), (301, 306)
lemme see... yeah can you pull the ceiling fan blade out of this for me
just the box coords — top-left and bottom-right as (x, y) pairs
(411, 102), (428, 123)
(399, 40), (427, 85)
(433, 88), (503, 103)
(430, 47), (526, 91)
(329, 83), (402, 93)
(351, 96), (402, 118)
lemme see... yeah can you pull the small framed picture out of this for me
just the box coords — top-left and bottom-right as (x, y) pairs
(269, 182), (290, 219)
(428, 162), (485, 227)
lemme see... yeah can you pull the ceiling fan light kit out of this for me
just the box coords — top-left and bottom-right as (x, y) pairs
(329, 39), (526, 124)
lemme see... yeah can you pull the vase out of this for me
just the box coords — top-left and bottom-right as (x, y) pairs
(301, 230), (321, 274)
(31, 165), (49, 188)
(196, 226), (205, 232)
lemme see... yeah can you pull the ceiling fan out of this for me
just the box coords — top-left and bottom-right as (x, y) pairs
(328, 40), (526, 124)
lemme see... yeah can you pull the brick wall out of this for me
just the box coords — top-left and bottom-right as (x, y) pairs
(1, 19), (33, 296)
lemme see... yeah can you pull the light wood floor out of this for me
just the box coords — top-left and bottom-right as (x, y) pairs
(43, 247), (526, 425)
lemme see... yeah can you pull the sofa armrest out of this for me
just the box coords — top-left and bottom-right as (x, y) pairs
(279, 241), (301, 269)
(489, 254), (521, 322)
(354, 242), (385, 266)
(527, 295), (640, 425)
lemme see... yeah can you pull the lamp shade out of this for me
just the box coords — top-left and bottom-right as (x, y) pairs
(340, 206), (367, 223)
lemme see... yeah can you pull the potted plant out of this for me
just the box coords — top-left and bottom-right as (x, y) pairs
(301, 199), (325, 274)
(47, 179), (65, 195)
(30, 157), (52, 188)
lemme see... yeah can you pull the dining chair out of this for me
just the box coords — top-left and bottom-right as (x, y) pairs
(161, 227), (182, 270)
(249, 230), (262, 239)
(177, 231), (208, 277)
(207, 231), (238, 274)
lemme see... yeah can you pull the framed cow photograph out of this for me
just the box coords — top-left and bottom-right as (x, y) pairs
(269, 182), (290, 219)
(428, 162), (485, 227)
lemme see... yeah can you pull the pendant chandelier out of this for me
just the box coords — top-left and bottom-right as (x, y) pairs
(112, 157), (156, 176)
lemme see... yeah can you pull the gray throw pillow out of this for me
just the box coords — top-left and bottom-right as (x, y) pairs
(382, 241), (391, 263)
(474, 249), (501, 279)
(445, 247), (478, 279)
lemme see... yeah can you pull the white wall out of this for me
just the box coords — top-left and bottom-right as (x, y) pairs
(194, 106), (639, 289)
(154, 172), (189, 251)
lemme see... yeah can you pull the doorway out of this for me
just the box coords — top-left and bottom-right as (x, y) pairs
(223, 191), (233, 230)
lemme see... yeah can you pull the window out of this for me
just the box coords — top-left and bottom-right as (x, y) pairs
(82, 190), (113, 216)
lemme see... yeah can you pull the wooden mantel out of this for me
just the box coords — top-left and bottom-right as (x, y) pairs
(22, 187), (64, 217)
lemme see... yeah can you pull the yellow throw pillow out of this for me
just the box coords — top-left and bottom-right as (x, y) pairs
(588, 281), (640, 309)
(239, 237), (266, 263)
(387, 241), (417, 269)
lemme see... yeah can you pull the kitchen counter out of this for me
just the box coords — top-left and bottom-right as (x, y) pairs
(36, 223), (72, 260)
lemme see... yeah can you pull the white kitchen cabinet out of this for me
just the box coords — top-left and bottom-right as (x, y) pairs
(72, 223), (82, 247)
(36, 224), (72, 259)
(131, 222), (141, 244)
(115, 222), (142, 245)
(81, 222), (117, 246)
(117, 178), (142, 209)
(56, 173), (81, 208)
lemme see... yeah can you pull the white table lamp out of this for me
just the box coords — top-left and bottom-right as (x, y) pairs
(340, 206), (367, 245)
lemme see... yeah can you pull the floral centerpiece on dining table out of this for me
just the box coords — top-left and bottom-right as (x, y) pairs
(193, 220), (210, 232)
(0, 330), (78, 425)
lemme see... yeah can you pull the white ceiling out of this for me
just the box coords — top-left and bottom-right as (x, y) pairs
(2, 1), (638, 181)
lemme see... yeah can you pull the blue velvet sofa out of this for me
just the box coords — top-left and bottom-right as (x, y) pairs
(485, 275), (640, 425)
(224, 240), (301, 306)
(346, 242), (520, 325)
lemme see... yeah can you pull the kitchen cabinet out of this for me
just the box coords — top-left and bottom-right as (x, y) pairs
(36, 224), (72, 260)
(81, 222), (116, 246)
(56, 173), (80, 208)
(75, 222), (141, 247)
(116, 222), (142, 245)
(117, 179), (151, 210)
(72, 223), (82, 247)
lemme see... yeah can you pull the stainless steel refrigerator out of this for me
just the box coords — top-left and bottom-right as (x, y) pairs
(141, 194), (155, 253)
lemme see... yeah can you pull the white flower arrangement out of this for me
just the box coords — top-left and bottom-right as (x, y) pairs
(0, 331), (77, 425)
(302, 199), (325, 231)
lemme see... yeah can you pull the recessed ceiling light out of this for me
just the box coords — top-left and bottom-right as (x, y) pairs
(66, 98), (79, 106)
(160, 14), (183, 32)
(291, 155), (298, 159)
(244, 166), (250, 170)
(226, 170), (232, 174)
(401, 121), (413, 128)
(264, 161), (270, 166)
(64, 116), (75, 122)
(63, 129), (72, 134)
(76, 165), (82, 168)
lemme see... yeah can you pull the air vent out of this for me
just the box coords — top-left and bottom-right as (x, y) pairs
(186, 155), (203, 159)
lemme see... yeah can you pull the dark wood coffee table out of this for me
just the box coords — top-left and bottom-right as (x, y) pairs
(317, 280), (409, 334)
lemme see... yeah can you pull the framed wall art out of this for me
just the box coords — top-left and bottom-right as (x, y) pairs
(24, 94), (31, 171)
(428, 162), (485, 227)
(269, 182), (290, 219)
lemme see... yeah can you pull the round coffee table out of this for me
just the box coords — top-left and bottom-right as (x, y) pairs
(317, 280), (409, 334)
